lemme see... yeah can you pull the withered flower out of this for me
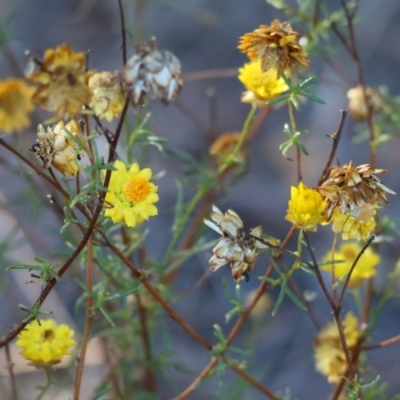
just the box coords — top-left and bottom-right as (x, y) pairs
(28, 44), (93, 118)
(238, 20), (309, 78)
(209, 132), (247, 165)
(123, 38), (183, 107)
(347, 85), (382, 121)
(33, 120), (81, 176)
(318, 162), (395, 221)
(204, 205), (263, 283)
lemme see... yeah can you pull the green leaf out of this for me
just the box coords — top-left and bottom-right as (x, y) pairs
(272, 280), (287, 316)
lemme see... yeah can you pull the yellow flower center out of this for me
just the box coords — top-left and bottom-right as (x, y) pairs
(124, 177), (151, 203)
(42, 328), (55, 341)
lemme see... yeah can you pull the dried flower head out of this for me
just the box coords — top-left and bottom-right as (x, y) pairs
(124, 38), (183, 107)
(0, 78), (34, 133)
(104, 160), (159, 227)
(204, 205), (263, 283)
(318, 162), (395, 221)
(209, 132), (247, 165)
(238, 59), (288, 106)
(285, 182), (327, 231)
(28, 44), (93, 118)
(33, 120), (81, 176)
(347, 85), (382, 121)
(314, 312), (360, 383)
(322, 242), (380, 287)
(238, 20), (309, 78)
(16, 319), (76, 368)
(89, 71), (125, 122)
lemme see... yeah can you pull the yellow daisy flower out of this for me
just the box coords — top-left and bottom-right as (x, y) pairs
(238, 59), (288, 106)
(314, 312), (360, 383)
(16, 319), (76, 368)
(322, 242), (380, 287)
(28, 44), (93, 118)
(105, 160), (159, 227)
(89, 71), (125, 122)
(285, 182), (327, 231)
(0, 78), (34, 133)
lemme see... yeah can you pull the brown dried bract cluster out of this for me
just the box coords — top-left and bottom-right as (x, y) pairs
(123, 38), (183, 107)
(317, 162), (395, 221)
(238, 20), (309, 78)
(209, 132), (247, 165)
(204, 205), (263, 283)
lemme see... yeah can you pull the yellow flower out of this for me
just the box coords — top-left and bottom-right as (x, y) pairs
(104, 160), (159, 227)
(238, 20), (309, 78)
(28, 44), (93, 118)
(322, 242), (380, 286)
(314, 312), (360, 383)
(89, 71), (125, 122)
(238, 59), (288, 106)
(331, 205), (376, 241)
(16, 319), (76, 368)
(0, 78), (34, 133)
(285, 182), (326, 231)
(33, 120), (81, 176)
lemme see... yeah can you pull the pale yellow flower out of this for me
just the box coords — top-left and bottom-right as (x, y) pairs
(16, 319), (75, 368)
(238, 20), (309, 78)
(0, 78), (34, 133)
(104, 160), (159, 227)
(314, 312), (360, 383)
(209, 132), (247, 165)
(238, 59), (288, 106)
(285, 182), (326, 231)
(322, 242), (380, 286)
(33, 120), (81, 176)
(28, 44), (93, 118)
(89, 71), (125, 122)
(330, 205), (376, 241)
(347, 85), (382, 121)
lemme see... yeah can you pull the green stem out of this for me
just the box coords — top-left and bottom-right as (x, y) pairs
(288, 99), (302, 182)
(163, 106), (258, 267)
(218, 105), (257, 173)
(36, 368), (51, 400)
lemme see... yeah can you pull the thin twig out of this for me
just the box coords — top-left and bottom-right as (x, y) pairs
(5, 344), (17, 400)
(73, 237), (94, 400)
(183, 68), (238, 82)
(117, 0), (127, 65)
(337, 235), (375, 307)
(364, 333), (400, 351)
(174, 358), (219, 400)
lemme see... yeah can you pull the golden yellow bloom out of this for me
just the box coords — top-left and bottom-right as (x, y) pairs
(33, 120), (81, 176)
(238, 20), (309, 78)
(314, 312), (360, 383)
(105, 160), (159, 227)
(322, 242), (380, 286)
(89, 71), (125, 122)
(28, 44), (92, 118)
(0, 78), (34, 133)
(285, 182), (326, 231)
(16, 319), (75, 368)
(209, 132), (247, 165)
(238, 59), (288, 106)
(330, 205), (376, 241)
(347, 85), (382, 121)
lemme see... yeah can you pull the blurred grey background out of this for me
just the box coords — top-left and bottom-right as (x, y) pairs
(1, 0), (400, 399)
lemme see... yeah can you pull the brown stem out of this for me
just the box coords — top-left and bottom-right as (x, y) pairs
(104, 239), (212, 350)
(117, 0), (127, 65)
(174, 358), (219, 400)
(135, 293), (158, 393)
(317, 110), (347, 185)
(5, 345), (17, 400)
(337, 235), (375, 307)
(364, 333), (400, 351)
(73, 236), (94, 400)
(182, 68), (238, 82)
